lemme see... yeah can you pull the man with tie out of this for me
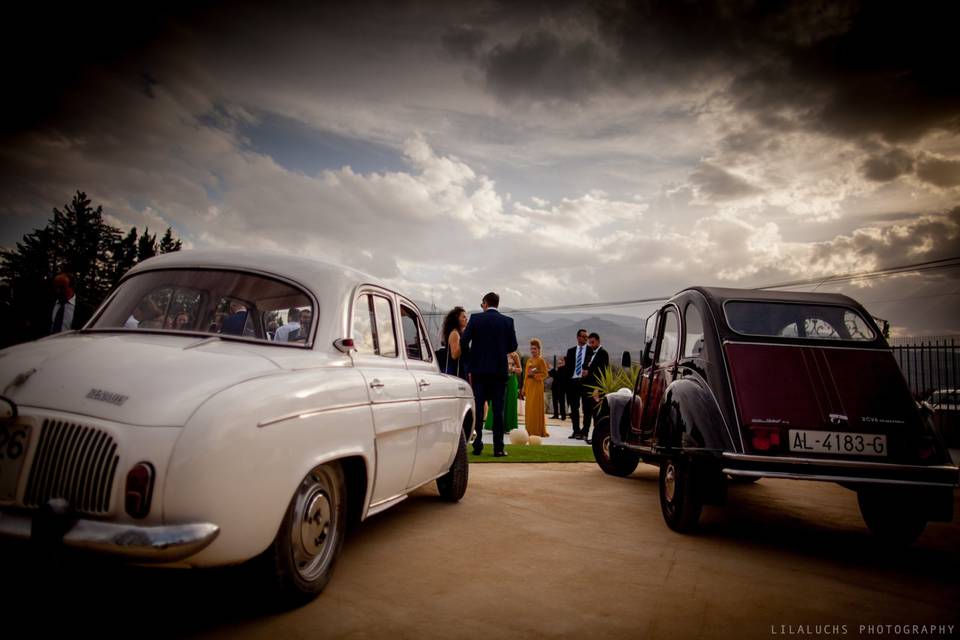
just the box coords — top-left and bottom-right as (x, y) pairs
(48, 272), (91, 335)
(581, 332), (609, 443)
(460, 292), (519, 457)
(563, 329), (592, 439)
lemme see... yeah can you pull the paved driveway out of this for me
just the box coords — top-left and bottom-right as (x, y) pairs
(4, 463), (958, 639)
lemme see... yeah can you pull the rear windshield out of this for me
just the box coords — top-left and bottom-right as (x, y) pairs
(90, 269), (315, 346)
(724, 301), (876, 342)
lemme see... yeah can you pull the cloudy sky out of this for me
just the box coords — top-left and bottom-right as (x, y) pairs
(1, 0), (958, 336)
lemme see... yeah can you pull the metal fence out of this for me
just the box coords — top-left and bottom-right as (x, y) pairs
(890, 336), (959, 400)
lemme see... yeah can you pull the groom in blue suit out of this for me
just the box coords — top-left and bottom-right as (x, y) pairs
(461, 292), (519, 457)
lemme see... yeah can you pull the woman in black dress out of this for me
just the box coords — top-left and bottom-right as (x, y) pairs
(439, 306), (469, 381)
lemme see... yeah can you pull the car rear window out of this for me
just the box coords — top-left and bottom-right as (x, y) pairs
(723, 301), (876, 342)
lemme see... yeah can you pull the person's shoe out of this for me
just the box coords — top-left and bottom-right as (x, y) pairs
(568, 433), (579, 439)
(472, 448), (483, 456)
(585, 439), (592, 444)
(550, 415), (559, 419)
(494, 451), (508, 457)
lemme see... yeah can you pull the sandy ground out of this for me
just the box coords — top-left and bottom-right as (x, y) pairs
(4, 463), (958, 639)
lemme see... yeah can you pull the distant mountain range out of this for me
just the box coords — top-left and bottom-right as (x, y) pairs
(420, 304), (648, 366)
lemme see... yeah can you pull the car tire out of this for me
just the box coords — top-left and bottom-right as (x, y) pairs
(857, 488), (927, 546)
(437, 432), (469, 502)
(260, 461), (347, 604)
(659, 455), (703, 533)
(592, 417), (640, 477)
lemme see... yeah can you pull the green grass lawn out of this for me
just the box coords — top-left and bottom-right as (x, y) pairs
(469, 444), (596, 463)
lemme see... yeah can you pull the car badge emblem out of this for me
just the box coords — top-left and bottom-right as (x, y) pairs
(828, 413), (848, 425)
(86, 388), (129, 407)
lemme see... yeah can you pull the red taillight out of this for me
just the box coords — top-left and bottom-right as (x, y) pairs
(125, 462), (155, 519)
(749, 425), (782, 452)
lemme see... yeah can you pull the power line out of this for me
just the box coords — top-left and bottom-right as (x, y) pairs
(420, 256), (960, 316)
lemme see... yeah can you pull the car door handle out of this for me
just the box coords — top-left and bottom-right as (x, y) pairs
(418, 379), (430, 388)
(369, 379), (385, 389)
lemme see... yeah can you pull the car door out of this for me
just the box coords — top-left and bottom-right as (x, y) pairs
(398, 299), (461, 487)
(352, 289), (421, 505)
(636, 305), (681, 445)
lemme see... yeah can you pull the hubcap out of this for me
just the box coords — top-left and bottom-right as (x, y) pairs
(602, 435), (611, 460)
(664, 462), (677, 503)
(290, 468), (339, 582)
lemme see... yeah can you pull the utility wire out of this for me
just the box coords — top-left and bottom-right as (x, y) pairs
(420, 256), (960, 316)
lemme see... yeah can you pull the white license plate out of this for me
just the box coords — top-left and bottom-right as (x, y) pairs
(788, 429), (886, 456)
(0, 421), (32, 501)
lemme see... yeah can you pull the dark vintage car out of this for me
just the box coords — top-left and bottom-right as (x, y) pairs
(592, 286), (958, 544)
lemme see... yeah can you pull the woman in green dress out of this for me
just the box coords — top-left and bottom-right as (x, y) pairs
(485, 351), (522, 432)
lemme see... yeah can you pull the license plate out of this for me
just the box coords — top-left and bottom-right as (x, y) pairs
(0, 421), (32, 501)
(788, 429), (887, 456)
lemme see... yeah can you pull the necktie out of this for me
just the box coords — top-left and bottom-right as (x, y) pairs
(574, 346), (583, 378)
(52, 302), (65, 333)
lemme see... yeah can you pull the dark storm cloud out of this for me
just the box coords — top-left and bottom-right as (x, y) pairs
(861, 148), (915, 182)
(483, 30), (609, 103)
(441, 25), (487, 61)
(690, 163), (758, 200)
(467, 0), (960, 143)
(916, 155), (960, 188)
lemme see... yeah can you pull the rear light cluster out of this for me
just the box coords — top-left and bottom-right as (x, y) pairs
(749, 425), (783, 452)
(125, 462), (155, 519)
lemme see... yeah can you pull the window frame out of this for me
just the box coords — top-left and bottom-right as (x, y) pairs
(350, 287), (400, 359)
(721, 299), (878, 343)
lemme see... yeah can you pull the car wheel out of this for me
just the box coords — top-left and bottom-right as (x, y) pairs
(659, 455), (703, 533)
(592, 417), (640, 477)
(437, 432), (469, 502)
(857, 488), (927, 546)
(262, 462), (346, 604)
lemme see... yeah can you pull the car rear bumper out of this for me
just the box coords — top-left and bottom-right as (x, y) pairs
(0, 508), (219, 562)
(721, 452), (960, 488)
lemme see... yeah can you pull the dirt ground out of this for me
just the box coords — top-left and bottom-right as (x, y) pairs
(4, 463), (959, 639)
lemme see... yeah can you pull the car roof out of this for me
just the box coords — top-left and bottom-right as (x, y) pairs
(126, 248), (391, 295)
(678, 286), (861, 307)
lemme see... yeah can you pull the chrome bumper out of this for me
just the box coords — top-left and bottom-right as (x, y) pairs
(722, 452), (960, 488)
(0, 511), (219, 562)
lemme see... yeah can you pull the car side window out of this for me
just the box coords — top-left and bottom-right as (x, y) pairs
(400, 304), (431, 361)
(683, 303), (705, 358)
(657, 308), (680, 367)
(353, 294), (377, 355)
(373, 295), (398, 357)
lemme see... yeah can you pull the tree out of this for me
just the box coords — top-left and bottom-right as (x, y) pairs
(137, 227), (158, 262)
(0, 191), (183, 346)
(159, 227), (182, 254)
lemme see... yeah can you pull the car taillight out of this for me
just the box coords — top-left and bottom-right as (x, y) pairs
(125, 462), (155, 519)
(749, 425), (782, 452)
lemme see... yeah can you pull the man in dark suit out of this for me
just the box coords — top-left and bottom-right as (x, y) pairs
(48, 272), (93, 335)
(563, 329), (592, 439)
(581, 332), (609, 443)
(461, 291), (518, 457)
(548, 356), (566, 420)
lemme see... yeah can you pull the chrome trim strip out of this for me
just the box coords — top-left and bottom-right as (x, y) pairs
(722, 452), (959, 472)
(258, 402), (371, 428)
(723, 469), (957, 488)
(0, 512), (220, 562)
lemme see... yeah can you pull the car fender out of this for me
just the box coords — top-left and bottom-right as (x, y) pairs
(656, 375), (734, 452)
(162, 367), (376, 567)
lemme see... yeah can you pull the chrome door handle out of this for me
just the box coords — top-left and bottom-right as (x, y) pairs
(418, 379), (430, 388)
(369, 379), (385, 389)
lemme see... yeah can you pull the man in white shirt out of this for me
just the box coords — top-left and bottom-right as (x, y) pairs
(273, 306), (301, 342)
(563, 329), (593, 439)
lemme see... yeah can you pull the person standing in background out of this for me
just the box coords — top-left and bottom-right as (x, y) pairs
(48, 272), (91, 335)
(549, 356), (567, 420)
(581, 332), (609, 444)
(563, 329), (592, 439)
(520, 339), (549, 437)
(461, 292), (519, 457)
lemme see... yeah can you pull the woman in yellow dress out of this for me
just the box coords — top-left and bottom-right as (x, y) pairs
(520, 338), (549, 437)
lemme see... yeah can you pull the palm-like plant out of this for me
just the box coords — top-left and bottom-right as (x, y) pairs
(585, 365), (640, 411)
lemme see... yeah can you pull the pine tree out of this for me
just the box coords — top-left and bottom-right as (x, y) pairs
(159, 227), (182, 254)
(112, 227), (139, 286)
(137, 227), (158, 262)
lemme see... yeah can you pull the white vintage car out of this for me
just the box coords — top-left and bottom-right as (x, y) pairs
(0, 249), (474, 601)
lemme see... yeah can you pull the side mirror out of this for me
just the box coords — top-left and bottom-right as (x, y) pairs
(621, 351), (631, 368)
(641, 340), (653, 368)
